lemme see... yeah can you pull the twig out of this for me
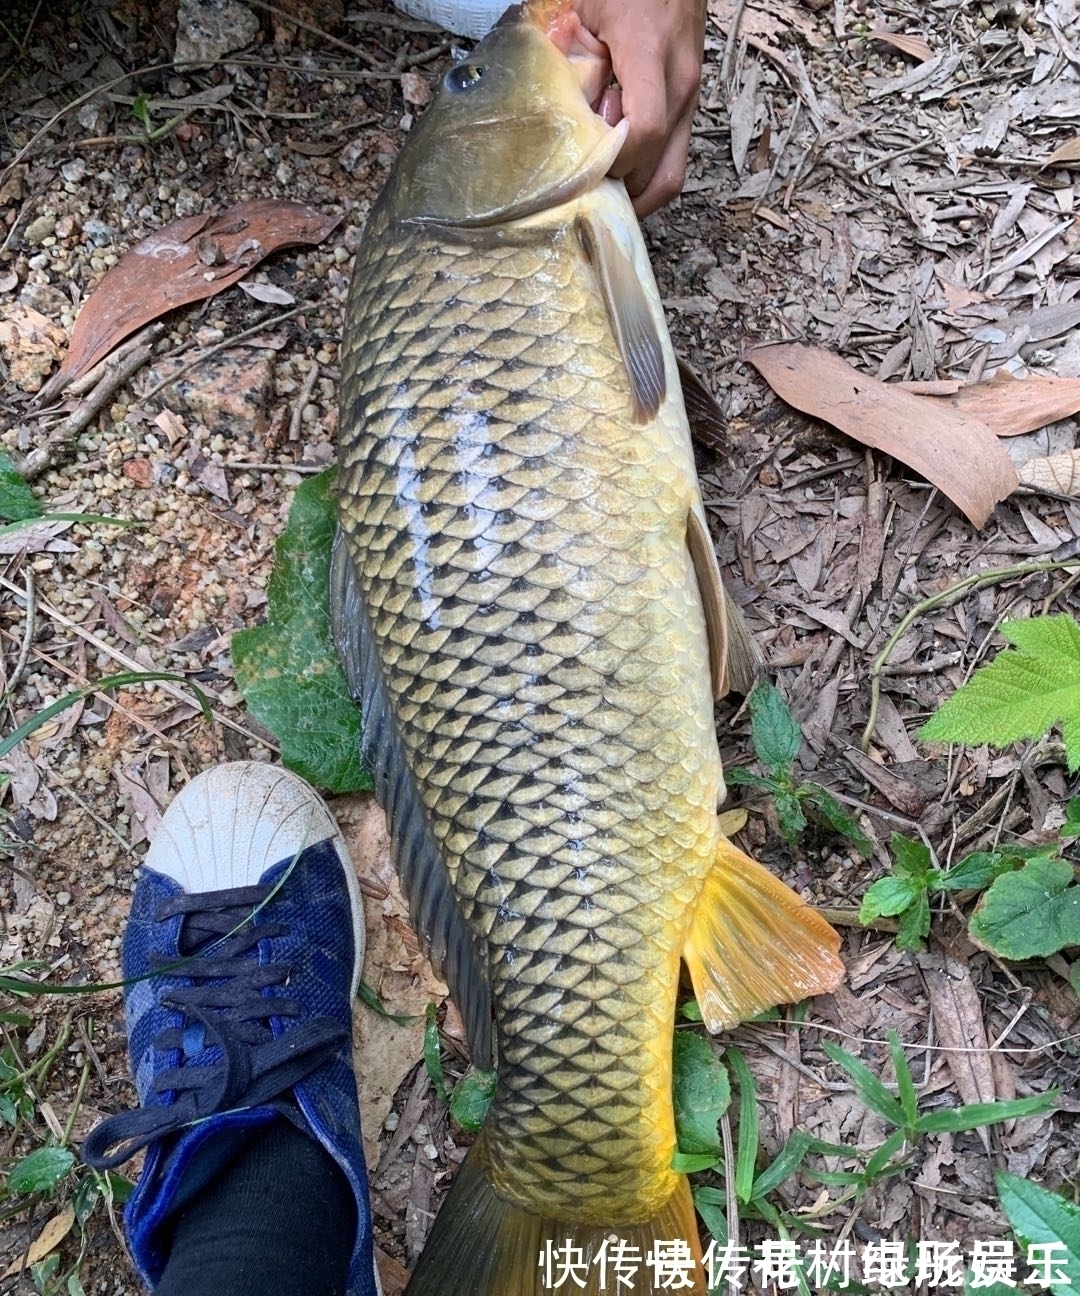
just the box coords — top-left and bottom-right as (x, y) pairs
(860, 558), (1080, 753)
(19, 343), (156, 481)
(719, 0), (749, 89)
(0, 573), (275, 749)
(289, 360), (320, 442)
(58, 785), (136, 858)
(244, 0), (379, 65)
(4, 567), (35, 699)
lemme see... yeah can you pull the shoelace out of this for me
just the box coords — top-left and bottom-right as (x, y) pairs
(83, 883), (346, 1171)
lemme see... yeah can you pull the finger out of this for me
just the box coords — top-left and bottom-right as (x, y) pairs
(604, 39), (670, 182)
(597, 84), (622, 126)
(628, 109), (694, 217)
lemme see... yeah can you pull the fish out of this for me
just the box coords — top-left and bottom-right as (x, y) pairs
(331, 3), (844, 1291)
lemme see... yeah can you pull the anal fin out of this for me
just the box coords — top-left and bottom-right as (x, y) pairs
(683, 830), (844, 1033)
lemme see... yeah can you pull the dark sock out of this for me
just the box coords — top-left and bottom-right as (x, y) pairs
(155, 1118), (356, 1296)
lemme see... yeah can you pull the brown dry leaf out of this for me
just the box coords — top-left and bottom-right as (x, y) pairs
(55, 200), (341, 386)
(868, 29), (934, 62)
(918, 944), (999, 1151)
(1041, 135), (1080, 169)
(746, 343), (1018, 527)
(1, 1203), (75, 1278)
(339, 795), (440, 1167)
(898, 370), (1080, 438)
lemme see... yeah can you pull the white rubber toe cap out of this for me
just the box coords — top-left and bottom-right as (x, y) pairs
(144, 762), (346, 893)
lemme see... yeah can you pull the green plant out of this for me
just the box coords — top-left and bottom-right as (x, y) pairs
(995, 1171), (1080, 1295)
(727, 681), (872, 856)
(1, 1013), (133, 1293)
(860, 820), (1080, 960)
(920, 614), (1080, 770)
(822, 1031), (1057, 1189)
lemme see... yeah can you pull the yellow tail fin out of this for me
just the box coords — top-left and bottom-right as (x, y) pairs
(683, 832), (844, 1033)
(405, 1137), (707, 1294)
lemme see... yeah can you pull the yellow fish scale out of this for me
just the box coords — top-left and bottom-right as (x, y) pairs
(339, 216), (724, 1224)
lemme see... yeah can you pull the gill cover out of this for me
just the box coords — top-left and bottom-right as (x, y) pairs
(383, 5), (627, 227)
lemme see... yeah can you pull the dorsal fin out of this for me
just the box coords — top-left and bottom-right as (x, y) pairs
(331, 530), (495, 1069)
(577, 211), (666, 424)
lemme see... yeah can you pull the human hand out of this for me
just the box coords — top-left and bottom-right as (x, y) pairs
(577, 0), (707, 217)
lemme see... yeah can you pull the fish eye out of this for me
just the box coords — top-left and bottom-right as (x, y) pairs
(445, 62), (486, 93)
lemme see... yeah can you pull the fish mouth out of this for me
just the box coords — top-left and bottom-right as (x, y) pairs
(500, 0), (613, 111)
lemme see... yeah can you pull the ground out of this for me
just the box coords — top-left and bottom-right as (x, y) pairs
(1, 0), (1079, 1292)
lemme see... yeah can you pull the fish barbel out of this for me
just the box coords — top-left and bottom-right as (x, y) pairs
(333, 4), (844, 1291)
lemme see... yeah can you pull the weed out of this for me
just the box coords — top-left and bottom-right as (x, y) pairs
(727, 681), (872, 857)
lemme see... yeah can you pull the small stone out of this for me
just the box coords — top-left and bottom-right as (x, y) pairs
(60, 159), (87, 184)
(24, 215), (56, 245)
(175, 0), (261, 68)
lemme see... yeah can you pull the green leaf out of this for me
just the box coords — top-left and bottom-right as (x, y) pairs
(747, 680), (802, 773)
(724, 767), (777, 792)
(919, 615), (1080, 771)
(968, 857), (1080, 959)
(726, 1047), (759, 1204)
(938, 850), (1022, 893)
(895, 890), (931, 952)
(691, 1184), (728, 1246)
(1061, 797), (1080, 840)
(890, 833), (933, 881)
(449, 1068), (496, 1134)
(800, 785), (873, 857)
(887, 1031), (918, 1126)
(672, 1032), (730, 1157)
(232, 472), (370, 795)
(7, 1146), (76, 1194)
(750, 1130), (815, 1198)
(862, 1127), (910, 1182)
(860, 875), (919, 922)
(917, 1091), (1058, 1135)
(996, 1171), (1080, 1296)
(423, 1003), (448, 1105)
(822, 1041), (905, 1128)
(670, 1150), (720, 1173)
(0, 452), (41, 522)
(775, 787), (808, 843)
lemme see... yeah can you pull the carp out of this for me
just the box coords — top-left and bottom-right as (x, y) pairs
(333, 4), (843, 1290)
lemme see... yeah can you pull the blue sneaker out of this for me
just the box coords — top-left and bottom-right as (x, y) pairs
(83, 762), (377, 1296)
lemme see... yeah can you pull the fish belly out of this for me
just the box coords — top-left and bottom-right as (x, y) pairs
(338, 207), (723, 1224)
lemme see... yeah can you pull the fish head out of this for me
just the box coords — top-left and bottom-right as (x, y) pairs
(385, 0), (629, 227)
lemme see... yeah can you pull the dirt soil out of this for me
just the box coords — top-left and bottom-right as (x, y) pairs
(1, 0), (1079, 1292)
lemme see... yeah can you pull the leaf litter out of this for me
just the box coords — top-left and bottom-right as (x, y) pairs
(2, 0), (1080, 1287)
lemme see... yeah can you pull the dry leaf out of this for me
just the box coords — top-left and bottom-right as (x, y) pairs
(1041, 135), (1080, 169)
(55, 200), (341, 387)
(918, 945), (1000, 1150)
(746, 343), (1018, 527)
(1, 1203), (75, 1278)
(898, 370), (1080, 438)
(1017, 451), (1080, 495)
(868, 29), (934, 62)
(0, 303), (67, 392)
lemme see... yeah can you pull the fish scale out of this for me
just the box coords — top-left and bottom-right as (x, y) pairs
(338, 208), (721, 1226)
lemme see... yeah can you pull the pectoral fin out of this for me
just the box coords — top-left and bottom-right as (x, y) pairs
(683, 830), (844, 1033)
(685, 509), (763, 699)
(578, 212), (666, 424)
